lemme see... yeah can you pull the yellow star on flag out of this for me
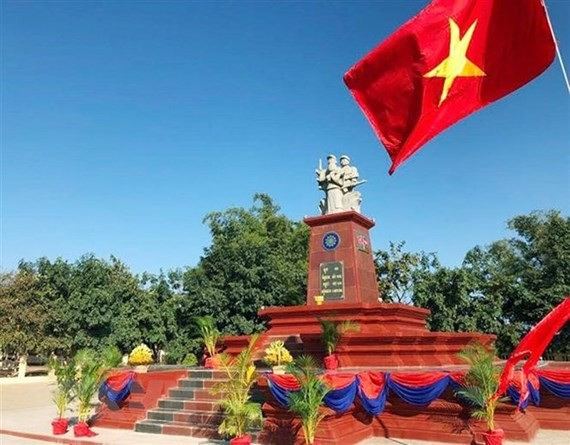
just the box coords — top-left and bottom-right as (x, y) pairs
(424, 18), (486, 105)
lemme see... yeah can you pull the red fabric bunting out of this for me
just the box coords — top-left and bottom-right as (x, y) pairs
(390, 372), (450, 387)
(448, 371), (467, 386)
(537, 369), (570, 385)
(268, 374), (300, 391)
(321, 373), (357, 390)
(105, 371), (136, 391)
(358, 372), (386, 399)
(269, 373), (358, 391)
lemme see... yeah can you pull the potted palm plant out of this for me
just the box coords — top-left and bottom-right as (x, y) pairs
(263, 340), (293, 374)
(211, 335), (263, 445)
(194, 315), (221, 368)
(455, 343), (505, 445)
(318, 319), (359, 370)
(49, 357), (76, 435)
(286, 355), (331, 445)
(73, 349), (104, 437)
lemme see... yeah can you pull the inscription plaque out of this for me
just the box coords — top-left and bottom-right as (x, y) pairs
(319, 261), (344, 300)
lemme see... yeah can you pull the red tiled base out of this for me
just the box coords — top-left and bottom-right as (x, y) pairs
(94, 369), (187, 429)
(255, 377), (554, 445)
(224, 303), (494, 368)
(527, 391), (570, 430)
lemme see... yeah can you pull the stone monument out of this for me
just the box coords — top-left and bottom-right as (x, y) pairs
(316, 154), (365, 215)
(306, 154), (378, 305)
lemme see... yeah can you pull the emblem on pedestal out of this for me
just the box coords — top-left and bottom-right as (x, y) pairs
(322, 232), (340, 250)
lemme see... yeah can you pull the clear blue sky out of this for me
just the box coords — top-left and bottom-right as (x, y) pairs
(2, 0), (569, 275)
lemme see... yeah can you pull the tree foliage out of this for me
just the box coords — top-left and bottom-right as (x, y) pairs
(2, 198), (567, 361)
(0, 268), (61, 355)
(181, 193), (309, 335)
(377, 211), (570, 356)
(375, 241), (437, 303)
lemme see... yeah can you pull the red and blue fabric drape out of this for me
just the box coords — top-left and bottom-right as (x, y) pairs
(536, 369), (570, 399)
(99, 371), (136, 404)
(266, 371), (467, 415)
(266, 368), (570, 415)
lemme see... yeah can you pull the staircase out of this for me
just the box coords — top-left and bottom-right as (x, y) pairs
(134, 369), (227, 439)
(135, 368), (264, 441)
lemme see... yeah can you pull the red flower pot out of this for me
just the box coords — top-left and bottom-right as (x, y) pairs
(51, 418), (68, 435)
(324, 354), (339, 370)
(229, 434), (251, 445)
(73, 421), (98, 437)
(482, 429), (504, 445)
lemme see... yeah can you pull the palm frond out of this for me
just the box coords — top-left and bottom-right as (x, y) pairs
(214, 335), (262, 438)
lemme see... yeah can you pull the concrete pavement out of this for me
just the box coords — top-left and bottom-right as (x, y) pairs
(1, 376), (568, 445)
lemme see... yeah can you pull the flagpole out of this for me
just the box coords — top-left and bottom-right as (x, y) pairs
(543, 0), (570, 94)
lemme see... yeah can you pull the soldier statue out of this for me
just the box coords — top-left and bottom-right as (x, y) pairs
(316, 154), (365, 215)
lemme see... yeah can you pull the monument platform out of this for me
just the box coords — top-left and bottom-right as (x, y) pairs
(224, 302), (495, 367)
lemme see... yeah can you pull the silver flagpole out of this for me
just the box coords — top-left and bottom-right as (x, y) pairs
(542, 0), (570, 94)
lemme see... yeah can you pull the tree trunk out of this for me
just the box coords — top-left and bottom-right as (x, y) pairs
(17, 354), (27, 379)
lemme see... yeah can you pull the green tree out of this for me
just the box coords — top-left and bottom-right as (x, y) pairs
(0, 267), (61, 363)
(182, 194), (309, 335)
(375, 241), (438, 303)
(138, 271), (181, 358)
(411, 211), (569, 356)
(463, 211), (570, 355)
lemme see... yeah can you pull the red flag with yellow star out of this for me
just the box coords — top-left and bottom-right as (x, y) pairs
(344, 0), (556, 174)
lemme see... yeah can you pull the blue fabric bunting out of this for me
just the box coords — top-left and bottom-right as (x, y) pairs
(357, 374), (390, 415)
(324, 378), (358, 413)
(99, 372), (135, 404)
(267, 376), (298, 407)
(389, 375), (450, 406)
(539, 375), (570, 399)
(266, 369), (569, 416)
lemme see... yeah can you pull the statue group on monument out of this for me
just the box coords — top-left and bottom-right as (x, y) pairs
(316, 154), (365, 215)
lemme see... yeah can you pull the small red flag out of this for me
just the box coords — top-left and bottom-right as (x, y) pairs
(344, 0), (556, 174)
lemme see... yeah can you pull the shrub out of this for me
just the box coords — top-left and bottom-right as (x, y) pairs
(182, 353), (198, 366)
(100, 345), (122, 369)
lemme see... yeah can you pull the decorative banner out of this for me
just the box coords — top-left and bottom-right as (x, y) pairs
(266, 368), (570, 416)
(99, 371), (136, 405)
(537, 369), (570, 399)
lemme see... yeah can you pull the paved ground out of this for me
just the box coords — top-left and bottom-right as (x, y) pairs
(0, 376), (568, 445)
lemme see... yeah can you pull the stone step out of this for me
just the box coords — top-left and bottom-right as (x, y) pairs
(178, 377), (228, 389)
(156, 397), (221, 412)
(187, 369), (228, 380)
(178, 379), (205, 389)
(183, 399), (219, 411)
(168, 388), (196, 399)
(147, 408), (225, 425)
(135, 419), (223, 440)
(158, 399), (186, 410)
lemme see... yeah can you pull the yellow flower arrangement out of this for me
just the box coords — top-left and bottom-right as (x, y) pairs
(128, 343), (154, 366)
(263, 340), (293, 367)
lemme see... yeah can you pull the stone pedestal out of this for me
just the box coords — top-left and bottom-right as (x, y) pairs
(304, 211), (379, 305)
